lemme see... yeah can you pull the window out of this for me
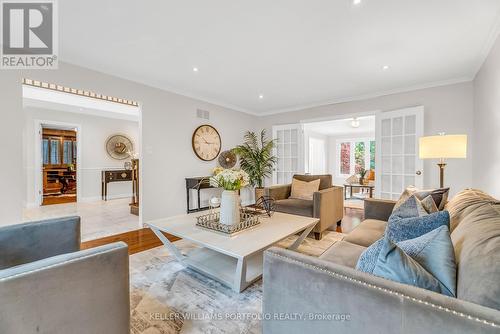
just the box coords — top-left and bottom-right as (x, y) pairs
(50, 139), (60, 165)
(337, 138), (375, 176)
(340, 142), (351, 175)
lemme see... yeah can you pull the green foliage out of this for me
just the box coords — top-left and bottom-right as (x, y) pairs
(232, 130), (277, 188)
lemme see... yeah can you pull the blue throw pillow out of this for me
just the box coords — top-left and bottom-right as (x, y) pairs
(387, 210), (450, 243)
(371, 230), (456, 296)
(398, 226), (456, 296)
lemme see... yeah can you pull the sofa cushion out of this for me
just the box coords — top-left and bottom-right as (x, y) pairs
(274, 198), (313, 217)
(290, 178), (320, 200)
(445, 188), (500, 231)
(448, 189), (500, 310)
(319, 241), (366, 268)
(371, 232), (455, 297)
(343, 219), (387, 247)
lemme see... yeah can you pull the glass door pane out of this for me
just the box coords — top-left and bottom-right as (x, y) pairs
(50, 139), (60, 165)
(375, 107), (424, 199)
(273, 124), (303, 184)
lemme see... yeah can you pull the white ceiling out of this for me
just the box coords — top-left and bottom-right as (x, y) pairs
(59, 0), (500, 115)
(304, 116), (375, 136)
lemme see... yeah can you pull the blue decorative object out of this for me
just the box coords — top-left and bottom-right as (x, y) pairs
(371, 230), (456, 296)
(398, 226), (456, 296)
(387, 211), (450, 243)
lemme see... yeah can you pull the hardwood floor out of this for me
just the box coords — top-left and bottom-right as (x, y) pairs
(42, 194), (77, 205)
(81, 228), (180, 255)
(80, 207), (364, 255)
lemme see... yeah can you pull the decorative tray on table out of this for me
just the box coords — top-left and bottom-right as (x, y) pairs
(195, 211), (261, 236)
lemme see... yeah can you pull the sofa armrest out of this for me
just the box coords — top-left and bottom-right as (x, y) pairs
(0, 216), (81, 270)
(313, 186), (344, 232)
(364, 198), (396, 221)
(263, 247), (500, 334)
(265, 184), (291, 201)
(0, 242), (130, 334)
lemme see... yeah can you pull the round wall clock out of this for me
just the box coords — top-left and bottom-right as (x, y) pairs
(192, 124), (222, 161)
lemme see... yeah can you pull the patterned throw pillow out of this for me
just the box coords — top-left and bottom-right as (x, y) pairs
(387, 211), (450, 243)
(357, 226), (457, 297)
(289, 178), (320, 200)
(393, 186), (450, 212)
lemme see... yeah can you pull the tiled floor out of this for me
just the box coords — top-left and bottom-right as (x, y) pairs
(23, 198), (142, 241)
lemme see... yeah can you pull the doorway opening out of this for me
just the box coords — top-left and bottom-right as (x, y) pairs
(41, 125), (78, 205)
(302, 115), (376, 204)
(23, 79), (143, 241)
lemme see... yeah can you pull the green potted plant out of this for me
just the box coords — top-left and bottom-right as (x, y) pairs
(233, 130), (277, 203)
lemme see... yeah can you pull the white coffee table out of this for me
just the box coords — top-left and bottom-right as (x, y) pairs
(146, 211), (318, 292)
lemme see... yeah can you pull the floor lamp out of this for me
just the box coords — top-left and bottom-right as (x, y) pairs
(419, 134), (467, 188)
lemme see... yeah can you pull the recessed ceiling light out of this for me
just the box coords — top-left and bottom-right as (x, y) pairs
(259, 94), (264, 99)
(382, 65), (390, 70)
(192, 67), (199, 72)
(353, 0), (362, 5)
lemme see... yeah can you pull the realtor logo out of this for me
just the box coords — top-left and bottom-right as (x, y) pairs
(1, 0), (58, 69)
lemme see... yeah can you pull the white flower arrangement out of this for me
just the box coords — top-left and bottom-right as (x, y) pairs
(210, 167), (250, 191)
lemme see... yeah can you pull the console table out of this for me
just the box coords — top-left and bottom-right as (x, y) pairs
(344, 183), (374, 200)
(101, 169), (133, 201)
(185, 176), (216, 214)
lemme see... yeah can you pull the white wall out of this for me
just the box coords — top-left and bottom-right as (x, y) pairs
(303, 130), (328, 174)
(261, 82), (475, 196)
(0, 62), (258, 227)
(24, 107), (140, 206)
(473, 34), (500, 199)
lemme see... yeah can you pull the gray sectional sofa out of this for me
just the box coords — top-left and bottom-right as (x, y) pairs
(263, 189), (500, 333)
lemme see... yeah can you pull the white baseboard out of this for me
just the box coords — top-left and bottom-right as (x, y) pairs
(79, 193), (132, 203)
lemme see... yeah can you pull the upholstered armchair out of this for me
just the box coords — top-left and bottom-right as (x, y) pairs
(264, 174), (344, 240)
(0, 217), (130, 334)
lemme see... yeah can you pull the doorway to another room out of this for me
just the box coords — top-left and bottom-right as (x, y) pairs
(22, 79), (142, 241)
(41, 125), (78, 205)
(303, 115), (376, 207)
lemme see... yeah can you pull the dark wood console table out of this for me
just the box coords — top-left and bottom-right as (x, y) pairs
(101, 169), (133, 201)
(185, 176), (217, 214)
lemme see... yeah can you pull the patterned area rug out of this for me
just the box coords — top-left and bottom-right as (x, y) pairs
(130, 231), (345, 334)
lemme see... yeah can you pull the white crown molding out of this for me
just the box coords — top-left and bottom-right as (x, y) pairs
(256, 76), (473, 116)
(471, 7), (500, 78)
(64, 62), (475, 118)
(62, 61), (260, 116)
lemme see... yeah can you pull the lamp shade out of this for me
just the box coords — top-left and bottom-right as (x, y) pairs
(419, 135), (467, 159)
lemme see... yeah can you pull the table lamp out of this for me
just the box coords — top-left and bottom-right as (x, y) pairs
(419, 134), (467, 188)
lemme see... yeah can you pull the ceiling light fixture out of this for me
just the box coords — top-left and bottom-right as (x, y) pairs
(353, 0), (362, 5)
(382, 65), (390, 70)
(193, 67), (199, 72)
(259, 94), (264, 99)
(351, 117), (360, 128)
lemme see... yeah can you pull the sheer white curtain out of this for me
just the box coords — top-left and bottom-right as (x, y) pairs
(308, 137), (326, 174)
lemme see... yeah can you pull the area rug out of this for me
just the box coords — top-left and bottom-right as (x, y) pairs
(129, 231), (345, 334)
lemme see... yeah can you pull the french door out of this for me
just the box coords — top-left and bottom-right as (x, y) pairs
(375, 106), (424, 199)
(272, 124), (304, 185)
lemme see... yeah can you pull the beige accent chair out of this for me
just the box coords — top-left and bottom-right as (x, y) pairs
(264, 174), (344, 240)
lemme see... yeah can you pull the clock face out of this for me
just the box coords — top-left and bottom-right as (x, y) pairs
(192, 125), (222, 161)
